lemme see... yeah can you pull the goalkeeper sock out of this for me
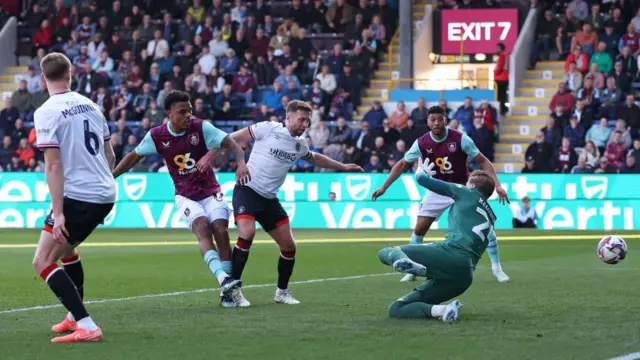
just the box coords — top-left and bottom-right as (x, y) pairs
(487, 241), (501, 268)
(204, 250), (228, 284)
(410, 233), (424, 245)
(221, 261), (232, 274)
(378, 247), (409, 266)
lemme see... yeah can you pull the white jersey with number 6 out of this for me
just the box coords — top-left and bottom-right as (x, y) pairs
(34, 91), (116, 204)
(246, 121), (311, 199)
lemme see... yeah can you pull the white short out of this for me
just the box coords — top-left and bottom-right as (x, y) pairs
(417, 189), (455, 220)
(175, 194), (232, 229)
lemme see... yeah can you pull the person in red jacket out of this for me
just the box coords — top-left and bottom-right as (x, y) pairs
(32, 19), (54, 55)
(494, 43), (509, 115)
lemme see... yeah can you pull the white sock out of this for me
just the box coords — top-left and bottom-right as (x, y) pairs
(215, 270), (228, 284)
(492, 263), (503, 272)
(67, 312), (75, 321)
(76, 316), (98, 331)
(430, 305), (447, 318)
(276, 288), (287, 295)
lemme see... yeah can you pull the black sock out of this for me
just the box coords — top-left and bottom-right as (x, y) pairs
(40, 264), (89, 321)
(62, 253), (84, 300)
(231, 237), (252, 280)
(277, 250), (296, 290)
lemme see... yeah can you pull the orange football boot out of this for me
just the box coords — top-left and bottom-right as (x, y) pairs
(51, 327), (103, 343)
(51, 315), (77, 333)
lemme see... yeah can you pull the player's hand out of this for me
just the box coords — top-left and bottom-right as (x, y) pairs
(236, 163), (251, 185)
(196, 153), (215, 173)
(342, 163), (364, 172)
(419, 158), (437, 177)
(372, 187), (386, 201)
(496, 185), (510, 205)
(52, 214), (69, 244)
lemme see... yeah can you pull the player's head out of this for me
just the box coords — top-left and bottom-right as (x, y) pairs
(285, 100), (312, 136)
(467, 170), (495, 199)
(427, 106), (447, 137)
(40, 52), (72, 91)
(164, 90), (192, 132)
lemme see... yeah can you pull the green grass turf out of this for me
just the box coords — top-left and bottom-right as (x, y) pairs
(0, 229), (639, 360)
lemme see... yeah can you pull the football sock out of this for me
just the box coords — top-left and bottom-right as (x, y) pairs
(487, 238), (501, 267)
(231, 237), (252, 280)
(378, 247), (409, 267)
(430, 305), (447, 317)
(76, 316), (98, 331)
(204, 250), (228, 284)
(61, 253), (83, 322)
(222, 261), (232, 274)
(277, 250), (296, 290)
(410, 233), (424, 245)
(40, 264), (89, 323)
(389, 300), (435, 318)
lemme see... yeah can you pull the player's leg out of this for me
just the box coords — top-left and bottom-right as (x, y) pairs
(378, 246), (427, 277)
(388, 278), (470, 322)
(204, 196), (250, 308)
(487, 233), (510, 283)
(50, 248), (83, 333)
(267, 219), (300, 305)
(176, 196), (239, 294)
(230, 186), (261, 284)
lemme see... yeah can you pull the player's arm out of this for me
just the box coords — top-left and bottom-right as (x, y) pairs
(230, 127), (253, 145)
(230, 121), (275, 145)
(415, 172), (456, 198)
(372, 140), (419, 201)
(304, 151), (364, 172)
(112, 132), (156, 178)
(200, 121), (251, 184)
(103, 118), (116, 170)
(43, 148), (66, 221)
(462, 134), (510, 204)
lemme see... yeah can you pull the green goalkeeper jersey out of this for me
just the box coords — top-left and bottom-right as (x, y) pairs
(442, 183), (497, 265)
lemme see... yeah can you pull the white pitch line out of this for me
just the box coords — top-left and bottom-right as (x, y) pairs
(609, 352), (640, 360)
(0, 272), (396, 315)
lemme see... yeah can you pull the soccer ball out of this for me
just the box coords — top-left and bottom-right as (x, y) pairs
(597, 235), (628, 265)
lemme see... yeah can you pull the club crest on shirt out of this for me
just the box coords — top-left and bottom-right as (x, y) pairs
(189, 133), (200, 146)
(184, 208), (190, 217)
(215, 192), (224, 202)
(447, 142), (457, 153)
(295, 142), (301, 152)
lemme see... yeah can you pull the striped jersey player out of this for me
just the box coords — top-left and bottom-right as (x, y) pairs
(372, 105), (511, 283)
(227, 100), (363, 306)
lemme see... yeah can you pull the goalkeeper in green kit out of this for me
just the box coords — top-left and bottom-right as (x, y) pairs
(378, 158), (498, 322)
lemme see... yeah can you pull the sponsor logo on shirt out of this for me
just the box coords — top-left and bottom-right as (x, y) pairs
(269, 148), (297, 162)
(173, 153), (197, 175)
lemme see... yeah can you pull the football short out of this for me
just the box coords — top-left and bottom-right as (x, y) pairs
(232, 185), (289, 232)
(43, 197), (114, 246)
(175, 193), (232, 229)
(417, 189), (455, 220)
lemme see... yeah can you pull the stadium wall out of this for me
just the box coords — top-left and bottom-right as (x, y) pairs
(0, 174), (636, 231)
(390, 89), (495, 103)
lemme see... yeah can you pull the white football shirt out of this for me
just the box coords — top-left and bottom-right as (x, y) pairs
(34, 91), (117, 203)
(246, 121), (311, 199)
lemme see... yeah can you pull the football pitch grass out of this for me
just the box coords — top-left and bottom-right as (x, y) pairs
(1, 229), (639, 360)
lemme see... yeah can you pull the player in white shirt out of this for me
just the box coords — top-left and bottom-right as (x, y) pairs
(228, 100), (363, 306)
(31, 53), (117, 343)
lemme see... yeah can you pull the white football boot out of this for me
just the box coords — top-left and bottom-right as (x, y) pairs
(441, 300), (463, 323)
(274, 289), (300, 304)
(492, 264), (510, 283)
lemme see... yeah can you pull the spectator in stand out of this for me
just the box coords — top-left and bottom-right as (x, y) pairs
(454, 97), (474, 131)
(316, 64), (337, 96)
(530, 9), (558, 69)
(627, 139), (640, 168)
(600, 22), (619, 59)
(556, 8), (580, 58)
(309, 120), (330, 153)
(326, 0), (353, 33)
(564, 61), (583, 93)
(6, 154), (25, 172)
(371, 136), (389, 163)
(11, 81), (32, 119)
(232, 64), (257, 105)
(132, 83), (154, 119)
(512, 196), (539, 228)
(32, 19), (53, 55)
(364, 153), (383, 173)
(568, 0), (588, 21)
(15, 138), (35, 167)
(275, 65), (301, 89)
(32, 80), (49, 110)
(552, 136), (577, 173)
(590, 42), (613, 74)
(585, 118), (612, 154)
(606, 131), (628, 169)
(390, 101), (408, 130)
(616, 95), (640, 138)
(551, 102), (570, 130)
(525, 131), (553, 173)
(549, 82), (574, 112)
(576, 140), (600, 168)
(209, 31), (230, 58)
(571, 154), (593, 173)
(0, 135), (13, 168)
(615, 47), (637, 79)
(577, 77), (600, 111)
(92, 50), (115, 81)
(468, 114), (495, 162)
(494, 43), (509, 115)
(594, 155), (617, 173)
(564, 45), (589, 73)
(379, 118), (400, 148)
(25, 66), (41, 94)
(610, 60), (630, 94)
(410, 97), (428, 126)
(607, 119), (632, 149)
(542, 117), (562, 149)
(619, 24), (639, 55)
(584, 62), (604, 90)
(0, 99), (19, 137)
(214, 84), (241, 120)
(11, 119), (28, 144)
(220, 49), (240, 78)
(122, 134), (138, 158)
(255, 104), (272, 123)
(599, 76), (622, 119)
(262, 81), (284, 111)
(327, 117), (353, 149)
(143, 100), (164, 127)
(571, 22), (598, 55)
(585, 2), (604, 33)
(285, 81), (303, 101)
(338, 63), (361, 110)
(572, 99), (593, 131)
(401, 118), (422, 146)
(619, 155), (640, 173)
(391, 139), (406, 162)
(564, 115), (585, 148)
(269, 27), (289, 56)
(352, 120), (374, 153)
(193, 98), (212, 120)
(448, 118), (465, 134)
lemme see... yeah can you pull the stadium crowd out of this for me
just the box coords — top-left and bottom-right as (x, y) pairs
(527, 0), (640, 174)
